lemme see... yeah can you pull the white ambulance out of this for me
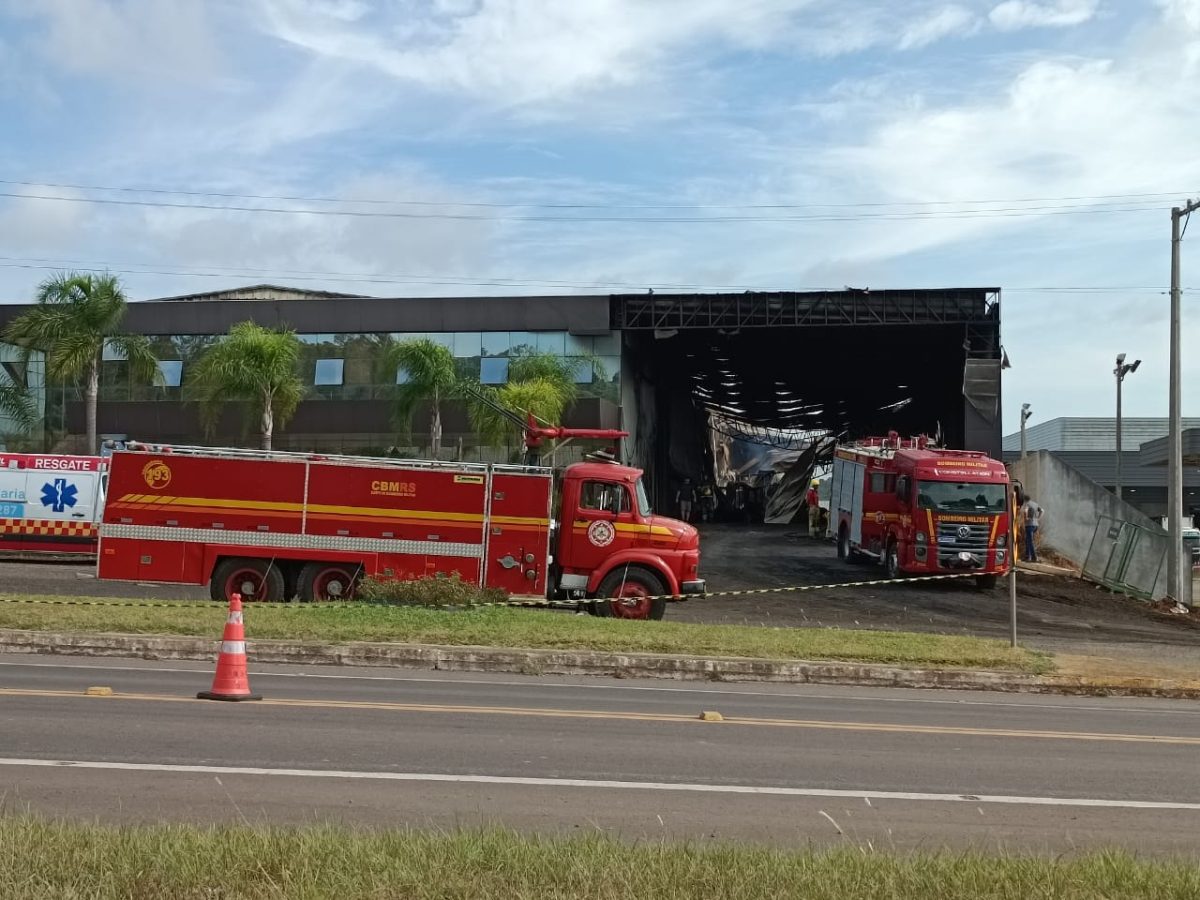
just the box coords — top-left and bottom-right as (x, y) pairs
(0, 453), (106, 557)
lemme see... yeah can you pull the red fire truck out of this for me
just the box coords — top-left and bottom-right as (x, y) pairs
(96, 444), (704, 619)
(0, 453), (106, 558)
(830, 433), (1011, 589)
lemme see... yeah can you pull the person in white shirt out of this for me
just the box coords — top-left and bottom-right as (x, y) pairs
(1022, 497), (1044, 563)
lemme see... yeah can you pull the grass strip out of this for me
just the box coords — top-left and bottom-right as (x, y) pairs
(0, 592), (1049, 672)
(0, 816), (1196, 900)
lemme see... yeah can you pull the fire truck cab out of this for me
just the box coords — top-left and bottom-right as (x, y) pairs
(830, 433), (1011, 589)
(98, 445), (703, 620)
(0, 453), (106, 557)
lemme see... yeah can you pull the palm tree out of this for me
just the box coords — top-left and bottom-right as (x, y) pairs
(0, 375), (35, 433)
(470, 350), (603, 448)
(384, 337), (460, 458)
(187, 322), (305, 450)
(3, 273), (158, 454)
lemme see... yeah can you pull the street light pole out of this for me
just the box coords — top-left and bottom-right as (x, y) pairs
(1168, 200), (1199, 603)
(1020, 403), (1032, 460)
(1114, 353), (1140, 503)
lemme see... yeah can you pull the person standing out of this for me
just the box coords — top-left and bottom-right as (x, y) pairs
(676, 478), (696, 523)
(1021, 495), (1044, 563)
(806, 480), (822, 538)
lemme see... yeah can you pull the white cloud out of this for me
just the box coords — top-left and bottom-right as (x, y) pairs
(989, 0), (1098, 31)
(899, 5), (979, 50)
(254, 0), (824, 107)
(10, 0), (227, 83)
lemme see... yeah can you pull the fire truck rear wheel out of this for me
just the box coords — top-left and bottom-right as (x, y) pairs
(837, 525), (851, 561)
(298, 562), (361, 602)
(884, 540), (901, 580)
(211, 558), (287, 604)
(593, 568), (667, 621)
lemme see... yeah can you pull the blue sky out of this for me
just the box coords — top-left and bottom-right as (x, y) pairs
(1, 0), (1199, 434)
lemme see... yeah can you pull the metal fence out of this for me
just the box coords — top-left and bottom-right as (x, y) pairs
(1082, 516), (1169, 601)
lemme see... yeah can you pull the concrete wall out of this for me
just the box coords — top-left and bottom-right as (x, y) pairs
(1008, 451), (1172, 599)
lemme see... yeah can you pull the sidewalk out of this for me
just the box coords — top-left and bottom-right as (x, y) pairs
(4, 628), (1200, 700)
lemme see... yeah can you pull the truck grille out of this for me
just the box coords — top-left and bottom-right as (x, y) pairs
(935, 522), (992, 566)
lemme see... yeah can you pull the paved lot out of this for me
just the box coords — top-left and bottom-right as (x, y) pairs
(2, 655), (1199, 852)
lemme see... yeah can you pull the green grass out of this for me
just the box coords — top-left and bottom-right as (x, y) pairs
(0, 817), (1195, 899)
(0, 592), (1050, 673)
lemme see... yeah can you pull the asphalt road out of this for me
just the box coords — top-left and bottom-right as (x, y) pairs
(2, 654), (1199, 853)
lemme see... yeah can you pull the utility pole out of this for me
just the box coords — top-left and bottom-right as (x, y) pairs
(1168, 200), (1199, 603)
(1114, 353), (1140, 502)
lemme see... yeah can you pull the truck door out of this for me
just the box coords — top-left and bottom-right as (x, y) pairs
(558, 478), (635, 575)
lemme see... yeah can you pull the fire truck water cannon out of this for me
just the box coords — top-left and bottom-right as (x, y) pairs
(829, 433), (1012, 590)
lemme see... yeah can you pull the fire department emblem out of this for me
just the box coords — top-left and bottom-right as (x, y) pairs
(587, 520), (616, 548)
(874, 511), (886, 525)
(142, 460), (172, 490)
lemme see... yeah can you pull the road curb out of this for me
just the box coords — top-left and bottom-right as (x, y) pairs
(2, 628), (1199, 698)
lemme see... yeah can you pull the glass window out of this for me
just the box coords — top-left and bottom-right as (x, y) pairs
(314, 359), (344, 386)
(157, 360), (183, 387)
(102, 340), (127, 361)
(508, 331), (537, 355)
(580, 481), (630, 515)
(298, 334), (334, 345)
(480, 357), (509, 385)
(395, 366), (410, 385)
(535, 332), (566, 355)
(481, 332), (510, 357)
(591, 332), (621, 355)
(426, 333), (454, 350)
(565, 334), (593, 355)
(452, 332), (482, 358)
(570, 358), (594, 384)
(917, 481), (1007, 513)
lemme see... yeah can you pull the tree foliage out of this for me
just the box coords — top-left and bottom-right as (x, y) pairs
(186, 321), (305, 450)
(469, 350), (604, 448)
(0, 374), (35, 432)
(2, 272), (157, 452)
(383, 337), (461, 457)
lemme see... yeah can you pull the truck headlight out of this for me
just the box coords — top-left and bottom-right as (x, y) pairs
(915, 531), (927, 545)
(996, 534), (1007, 549)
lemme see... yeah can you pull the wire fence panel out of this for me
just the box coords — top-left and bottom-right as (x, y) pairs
(1083, 515), (1168, 600)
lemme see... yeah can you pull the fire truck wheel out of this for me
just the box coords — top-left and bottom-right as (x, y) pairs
(211, 558), (286, 603)
(593, 568), (667, 621)
(297, 562), (360, 602)
(837, 525), (851, 561)
(884, 540), (901, 580)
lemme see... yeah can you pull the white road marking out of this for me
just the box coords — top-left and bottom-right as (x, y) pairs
(0, 657), (1194, 716)
(1, 757), (1197, 811)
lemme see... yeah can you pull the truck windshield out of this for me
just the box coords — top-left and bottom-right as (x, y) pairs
(635, 477), (652, 517)
(917, 481), (1007, 512)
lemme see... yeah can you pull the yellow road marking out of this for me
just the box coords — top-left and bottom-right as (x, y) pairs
(4, 688), (1199, 745)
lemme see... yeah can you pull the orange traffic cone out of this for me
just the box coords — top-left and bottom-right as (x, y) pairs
(197, 593), (262, 702)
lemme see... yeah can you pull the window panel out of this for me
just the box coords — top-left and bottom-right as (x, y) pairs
(102, 340), (127, 361)
(591, 332), (621, 355)
(534, 332), (565, 355)
(480, 356), (509, 385)
(570, 358), (593, 384)
(452, 332), (482, 358)
(565, 334), (593, 355)
(508, 331), (537, 354)
(314, 358), (344, 386)
(481, 332), (510, 357)
(157, 360), (183, 387)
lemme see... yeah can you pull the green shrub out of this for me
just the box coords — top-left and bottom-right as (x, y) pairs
(356, 572), (509, 608)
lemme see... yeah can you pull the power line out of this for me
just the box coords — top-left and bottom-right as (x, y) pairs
(2, 177), (1196, 211)
(0, 256), (1192, 296)
(0, 190), (1178, 224)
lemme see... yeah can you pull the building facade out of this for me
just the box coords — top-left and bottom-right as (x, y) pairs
(1002, 416), (1200, 518)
